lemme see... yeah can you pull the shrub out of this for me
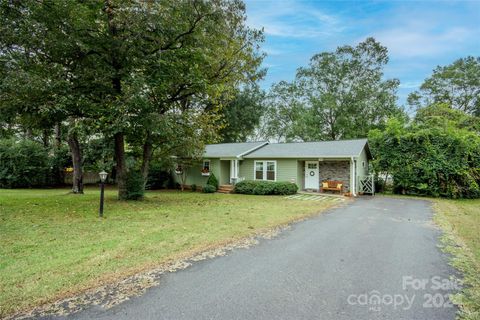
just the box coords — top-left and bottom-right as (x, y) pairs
(206, 173), (219, 190)
(191, 184), (197, 192)
(233, 180), (260, 195)
(202, 184), (216, 193)
(146, 164), (174, 190)
(0, 139), (49, 188)
(125, 170), (145, 200)
(234, 180), (298, 195)
(253, 182), (275, 195)
(272, 181), (299, 195)
(369, 117), (480, 199)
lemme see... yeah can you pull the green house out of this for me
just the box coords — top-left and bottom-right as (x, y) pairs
(173, 139), (372, 196)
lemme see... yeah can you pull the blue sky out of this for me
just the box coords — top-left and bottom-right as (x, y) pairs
(245, 0), (480, 106)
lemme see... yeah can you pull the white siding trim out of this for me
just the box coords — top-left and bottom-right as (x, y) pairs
(236, 142), (269, 158)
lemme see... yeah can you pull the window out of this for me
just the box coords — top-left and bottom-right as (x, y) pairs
(254, 160), (276, 181)
(266, 161), (275, 180)
(202, 160), (210, 172)
(255, 161), (263, 180)
(362, 161), (365, 168)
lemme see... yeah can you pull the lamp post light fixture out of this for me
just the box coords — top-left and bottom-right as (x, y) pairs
(99, 171), (108, 218)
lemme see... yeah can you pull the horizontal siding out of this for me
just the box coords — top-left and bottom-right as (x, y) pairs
(356, 149), (369, 177)
(297, 161), (304, 189)
(173, 159), (221, 187)
(238, 159), (254, 180)
(239, 158), (300, 188)
(276, 159), (299, 183)
(219, 160), (230, 185)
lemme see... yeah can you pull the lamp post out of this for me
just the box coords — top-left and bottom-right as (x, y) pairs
(99, 171), (108, 218)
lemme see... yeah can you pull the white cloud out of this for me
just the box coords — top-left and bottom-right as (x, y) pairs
(399, 81), (422, 89)
(262, 47), (283, 56)
(245, 0), (342, 38)
(373, 26), (473, 58)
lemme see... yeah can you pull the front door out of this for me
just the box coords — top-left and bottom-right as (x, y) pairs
(305, 161), (319, 189)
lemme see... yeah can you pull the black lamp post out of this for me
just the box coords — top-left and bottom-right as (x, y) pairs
(99, 171), (108, 218)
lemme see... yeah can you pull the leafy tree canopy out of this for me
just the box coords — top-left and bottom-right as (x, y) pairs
(218, 84), (266, 143)
(408, 56), (480, 116)
(369, 103), (480, 198)
(261, 38), (403, 142)
(0, 0), (264, 198)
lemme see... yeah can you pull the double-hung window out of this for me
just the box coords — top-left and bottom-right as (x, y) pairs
(203, 160), (210, 172)
(254, 160), (276, 181)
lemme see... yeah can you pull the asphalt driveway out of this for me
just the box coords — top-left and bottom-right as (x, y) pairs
(54, 196), (458, 320)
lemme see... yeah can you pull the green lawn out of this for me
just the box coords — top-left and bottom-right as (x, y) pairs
(433, 199), (480, 320)
(0, 188), (337, 317)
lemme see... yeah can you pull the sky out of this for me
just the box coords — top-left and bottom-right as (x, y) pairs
(245, 0), (480, 106)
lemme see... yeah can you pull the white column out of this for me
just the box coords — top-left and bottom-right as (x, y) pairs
(234, 159), (239, 178)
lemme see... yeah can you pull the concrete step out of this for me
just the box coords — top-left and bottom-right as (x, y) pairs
(218, 185), (234, 194)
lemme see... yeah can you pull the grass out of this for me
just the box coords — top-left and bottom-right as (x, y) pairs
(0, 188), (337, 317)
(433, 199), (480, 320)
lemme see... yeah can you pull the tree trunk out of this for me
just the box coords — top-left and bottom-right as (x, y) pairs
(180, 171), (187, 191)
(42, 129), (49, 148)
(67, 132), (83, 194)
(105, 1), (127, 199)
(141, 132), (153, 189)
(383, 171), (389, 193)
(54, 123), (62, 149)
(114, 132), (127, 199)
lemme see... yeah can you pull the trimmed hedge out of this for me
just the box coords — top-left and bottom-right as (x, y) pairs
(202, 184), (216, 193)
(234, 180), (298, 195)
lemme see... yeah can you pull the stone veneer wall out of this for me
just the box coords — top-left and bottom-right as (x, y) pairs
(318, 161), (350, 192)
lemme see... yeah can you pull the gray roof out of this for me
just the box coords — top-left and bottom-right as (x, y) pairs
(204, 141), (267, 158)
(243, 139), (369, 159)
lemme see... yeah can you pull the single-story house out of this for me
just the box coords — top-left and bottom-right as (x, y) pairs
(173, 139), (372, 196)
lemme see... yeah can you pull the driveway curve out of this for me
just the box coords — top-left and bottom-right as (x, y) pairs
(54, 196), (458, 320)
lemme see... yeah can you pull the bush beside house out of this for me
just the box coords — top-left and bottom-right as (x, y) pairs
(206, 173), (219, 190)
(202, 184), (216, 193)
(369, 106), (480, 199)
(234, 180), (298, 195)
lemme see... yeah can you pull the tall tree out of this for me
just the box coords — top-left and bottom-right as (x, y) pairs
(1, 0), (264, 199)
(296, 37), (401, 140)
(408, 56), (480, 116)
(0, 0), (94, 193)
(259, 81), (308, 142)
(218, 84), (266, 143)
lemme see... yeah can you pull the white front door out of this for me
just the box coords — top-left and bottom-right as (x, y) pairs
(305, 161), (319, 189)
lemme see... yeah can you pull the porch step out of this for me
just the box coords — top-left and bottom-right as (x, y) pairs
(217, 184), (234, 194)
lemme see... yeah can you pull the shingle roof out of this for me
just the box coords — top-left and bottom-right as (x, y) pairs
(204, 141), (268, 158)
(243, 139), (369, 158)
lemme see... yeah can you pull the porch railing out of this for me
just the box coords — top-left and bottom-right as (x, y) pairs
(358, 175), (375, 195)
(230, 176), (245, 185)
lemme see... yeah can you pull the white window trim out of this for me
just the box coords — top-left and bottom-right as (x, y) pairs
(203, 160), (211, 171)
(253, 160), (277, 181)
